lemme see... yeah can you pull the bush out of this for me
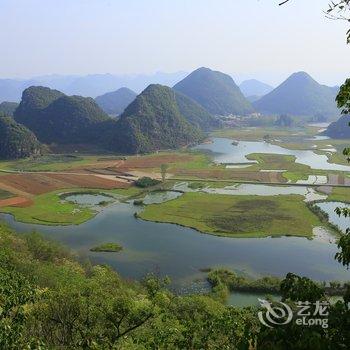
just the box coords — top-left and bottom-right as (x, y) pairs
(135, 177), (161, 188)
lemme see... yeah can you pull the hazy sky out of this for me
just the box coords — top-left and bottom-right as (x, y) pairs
(0, 0), (349, 85)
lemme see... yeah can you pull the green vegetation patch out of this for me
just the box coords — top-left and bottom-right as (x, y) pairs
(1, 189), (95, 225)
(0, 154), (97, 172)
(0, 189), (13, 199)
(135, 177), (161, 188)
(327, 187), (350, 203)
(208, 268), (281, 294)
(139, 192), (323, 238)
(90, 242), (123, 253)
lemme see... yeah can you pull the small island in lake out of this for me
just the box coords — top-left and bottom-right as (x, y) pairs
(90, 243), (123, 252)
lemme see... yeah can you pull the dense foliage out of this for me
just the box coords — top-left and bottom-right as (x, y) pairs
(95, 87), (137, 115)
(173, 67), (254, 116)
(11, 85), (210, 155)
(253, 72), (339, 118)
(14, 86), (111, 144)
(107, 84), (204, 154)
(135, 176), (161, 188)
(175, 91), (221, 131)
(0, 220), (350, 349)
(0, 224), (260, 349)
(0, 102), (19, 117)
(0, 116), (41, 159)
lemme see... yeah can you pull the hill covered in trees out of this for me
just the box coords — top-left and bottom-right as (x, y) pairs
(14, 86), (110, 144)
(0, 101), (19, 116)
(174, 90), (221, 131)
(95, 87), (137, 115)
(253, 72), (339, 118)
(9, 84), (219, 157)
(0, 116), (42, 159)
(173, 67), (254, 116)
(107, 84), (204, 154)
(325, 114), (350, 138)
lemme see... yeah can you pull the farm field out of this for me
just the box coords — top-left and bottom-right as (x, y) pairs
(0, 126), (349, 227)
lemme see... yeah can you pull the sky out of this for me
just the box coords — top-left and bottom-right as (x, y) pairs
(0, 0), (349, 86)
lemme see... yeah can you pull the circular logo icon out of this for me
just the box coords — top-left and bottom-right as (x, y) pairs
(258, 299), (293, 328)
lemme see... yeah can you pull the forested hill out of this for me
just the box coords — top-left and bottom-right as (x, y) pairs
(173, 67), (254, 116)
(253, 72), (339, 119)
(174, 90), (221, 131)
(95, 87), (137, 115)
(325, 114), (350, 138)
(0, 101), (19, 116)
(14, 86), (110, 144)
(0, 115), (42, 159)
(107, 84), (204, 154)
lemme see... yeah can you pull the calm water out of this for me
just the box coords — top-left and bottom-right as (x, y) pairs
(316, 202), (350, 233)
(1, 137), (350, 291)
(1, 195), (348, 289)
(64, 193), (114, 206)
(194, 138), (350, 171)
(228, 292), (279, 307)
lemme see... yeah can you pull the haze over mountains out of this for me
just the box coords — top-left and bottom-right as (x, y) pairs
(95, 88), (137, 116)
(0, 66), (346, 160)
(239, 79), (274, 100)
(253, 72), (339, 118)
(0, 71), (188, 102)
(174, 68), (254, 116)
(325, 114), (350, 138)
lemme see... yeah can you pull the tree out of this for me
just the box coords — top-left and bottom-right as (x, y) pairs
(160, 163), (169, 182)
(279, 1), (350, 42)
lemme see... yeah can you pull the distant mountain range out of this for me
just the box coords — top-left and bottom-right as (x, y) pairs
(173, 67), (254, 116)
(239, 79), (274, 98)
(95, 88), (137, 116)
(325, 114), (350, 138)
(0, 71), (188, 102)
(253, 72), (339, 119)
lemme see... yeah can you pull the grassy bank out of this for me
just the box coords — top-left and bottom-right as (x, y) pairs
(0, 187), (140, 225)
(139, 192), (324, 238)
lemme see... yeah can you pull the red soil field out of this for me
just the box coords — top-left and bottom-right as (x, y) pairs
(0, 173), (130, 196)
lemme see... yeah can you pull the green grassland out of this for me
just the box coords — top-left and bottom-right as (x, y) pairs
(0, 154), (101, 172)
(327, 187), (350, 203)
(211, 126), (318, 141)
(139, 192), (324, 238)
(1, 190), (95, 225)
(1, 187), (141, 225)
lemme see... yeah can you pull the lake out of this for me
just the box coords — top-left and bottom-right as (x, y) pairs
(1, 194), (348, 291)
(194, 138), (350, 172)
(1, 137), (349, 293)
